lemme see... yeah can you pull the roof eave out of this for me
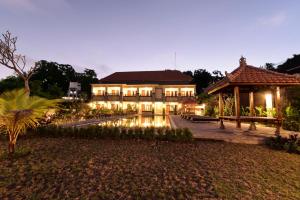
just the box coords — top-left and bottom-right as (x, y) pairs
(207, 82), (230, 94)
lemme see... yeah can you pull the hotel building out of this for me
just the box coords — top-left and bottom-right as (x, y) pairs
(90, 70), (196, 115)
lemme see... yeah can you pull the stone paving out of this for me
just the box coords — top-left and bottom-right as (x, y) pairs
(170, 115), (298, 144)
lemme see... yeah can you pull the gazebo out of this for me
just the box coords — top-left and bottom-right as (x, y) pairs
(206, 57), (300, 135)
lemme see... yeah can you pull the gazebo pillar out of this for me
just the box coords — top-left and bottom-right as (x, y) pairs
(248, 91), (256, 130)
(218, 92), (225, 129)
(234, 86), (241, 128)
(275, 86), (282, 135)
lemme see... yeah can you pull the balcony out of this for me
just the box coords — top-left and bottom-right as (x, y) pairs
(123, 95), (138, 101)
(91, 93), (195, 103)
(92, 95), (106, 101)
(139, 95), (153, 102)
(107, 94), (121, 101)
(165, 96), (179, 102)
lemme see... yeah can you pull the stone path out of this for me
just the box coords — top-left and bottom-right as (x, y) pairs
(170, 115), (298, 144)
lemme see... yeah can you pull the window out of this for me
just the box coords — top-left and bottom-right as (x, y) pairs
(126, 90), (135, 96)
(181, 90), (193, 96)
(111, 90), (119, 95)
(97, 90), (105, 96)
(96, 104), (104, 109)
(141, 104), (152, 111)
(141, 90), (151, 96)
(166, 90), (178, 97)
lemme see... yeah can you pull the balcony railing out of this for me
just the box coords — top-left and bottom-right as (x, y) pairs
(92, 93), (194, 102)
(123, 95), (138, 101)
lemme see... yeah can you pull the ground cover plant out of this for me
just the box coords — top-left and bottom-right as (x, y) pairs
(0, 138), (299, 199)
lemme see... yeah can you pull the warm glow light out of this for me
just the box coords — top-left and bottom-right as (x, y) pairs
(265, 93), (273, 109)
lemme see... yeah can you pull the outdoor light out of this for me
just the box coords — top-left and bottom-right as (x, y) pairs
(265, 93), (273, 109)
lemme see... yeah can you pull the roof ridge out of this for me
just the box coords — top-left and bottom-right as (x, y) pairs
(245, 65), (300, 78)
(112, 69), (180, 73)
(227, 65), (247, 82)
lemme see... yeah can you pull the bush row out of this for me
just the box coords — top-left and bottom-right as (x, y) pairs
(28, 125), (193, 142)
(265, 134), (300, 154)
(282, 119), (300, 132)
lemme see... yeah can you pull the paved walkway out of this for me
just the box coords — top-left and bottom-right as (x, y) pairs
(170, 115), (298, 144)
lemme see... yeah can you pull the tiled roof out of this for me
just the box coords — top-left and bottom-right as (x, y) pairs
(206, 58), (300, 94)
(99, 70), (193, 84)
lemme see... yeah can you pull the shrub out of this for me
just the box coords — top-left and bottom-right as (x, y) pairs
(165, 128), (172, 141)
(156, 128), (165, 140)
(28, 125), (194, 142)
(266, 134), (300, 154)
(111, 127), (120, 139)
(143, 127), (155, 140)
(134, 127), (143, 138)
(182, 128), (193, 142)
(175, 128), (183, 141)
(120, 128), (127, 139)
(282, 120), (300, 132)
(127, 128), (134, 139)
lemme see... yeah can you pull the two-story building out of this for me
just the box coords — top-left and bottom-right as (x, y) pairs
(90, 70), (196, 115)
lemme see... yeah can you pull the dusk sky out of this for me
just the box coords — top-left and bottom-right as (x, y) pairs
(0, 0), (299, 79)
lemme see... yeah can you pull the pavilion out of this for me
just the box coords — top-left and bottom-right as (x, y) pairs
(206, 57), (300, 135)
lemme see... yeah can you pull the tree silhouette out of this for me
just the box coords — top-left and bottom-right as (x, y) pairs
(0, 31), (36, 94)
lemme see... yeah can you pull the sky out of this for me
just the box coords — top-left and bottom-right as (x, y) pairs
(0, 0), (299, 79)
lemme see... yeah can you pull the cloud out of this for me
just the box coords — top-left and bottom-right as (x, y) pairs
(257, 12), (287, 27)
(0, 0), (71, 13)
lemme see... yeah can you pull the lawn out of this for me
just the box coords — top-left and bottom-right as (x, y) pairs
(0, 138), (300, 199)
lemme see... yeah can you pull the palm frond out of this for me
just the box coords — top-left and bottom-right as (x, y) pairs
(0, 89), (61, 139)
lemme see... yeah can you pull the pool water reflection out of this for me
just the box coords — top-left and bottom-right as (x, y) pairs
(99, 115), (170, 128)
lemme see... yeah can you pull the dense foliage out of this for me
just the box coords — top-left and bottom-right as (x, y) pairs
(183, 69), (224, 94)
(266, 134), (300, 154)
(264, 54), (300, 74)
(0, 60), (98, 99)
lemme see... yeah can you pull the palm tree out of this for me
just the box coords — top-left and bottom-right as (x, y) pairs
(0, 89), (59, 154)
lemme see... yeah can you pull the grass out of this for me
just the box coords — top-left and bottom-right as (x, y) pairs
(0, 138), (300, 199)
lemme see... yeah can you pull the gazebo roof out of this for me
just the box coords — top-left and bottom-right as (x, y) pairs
(206, 57), (300, 94)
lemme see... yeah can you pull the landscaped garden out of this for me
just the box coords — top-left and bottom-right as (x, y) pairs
(1, 137), (300, 199)
(0, 30), (300, 200)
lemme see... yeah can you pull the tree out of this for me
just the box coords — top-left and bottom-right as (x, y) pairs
(0, 76), (23, 93)
(212, 70), (224, 83)
(277, 54), (300, 74)
(183, 70), (193, 78)
(192, 69), (213, 94)
(32, 61), (98, 99)
(0, 89), (59, 154)
(0, 31), (36, 95)
(32, 60), (76, 97)
(76, 68), (98, 99)
(183, 69), (225, 94)
(264, 63), (276, 71)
